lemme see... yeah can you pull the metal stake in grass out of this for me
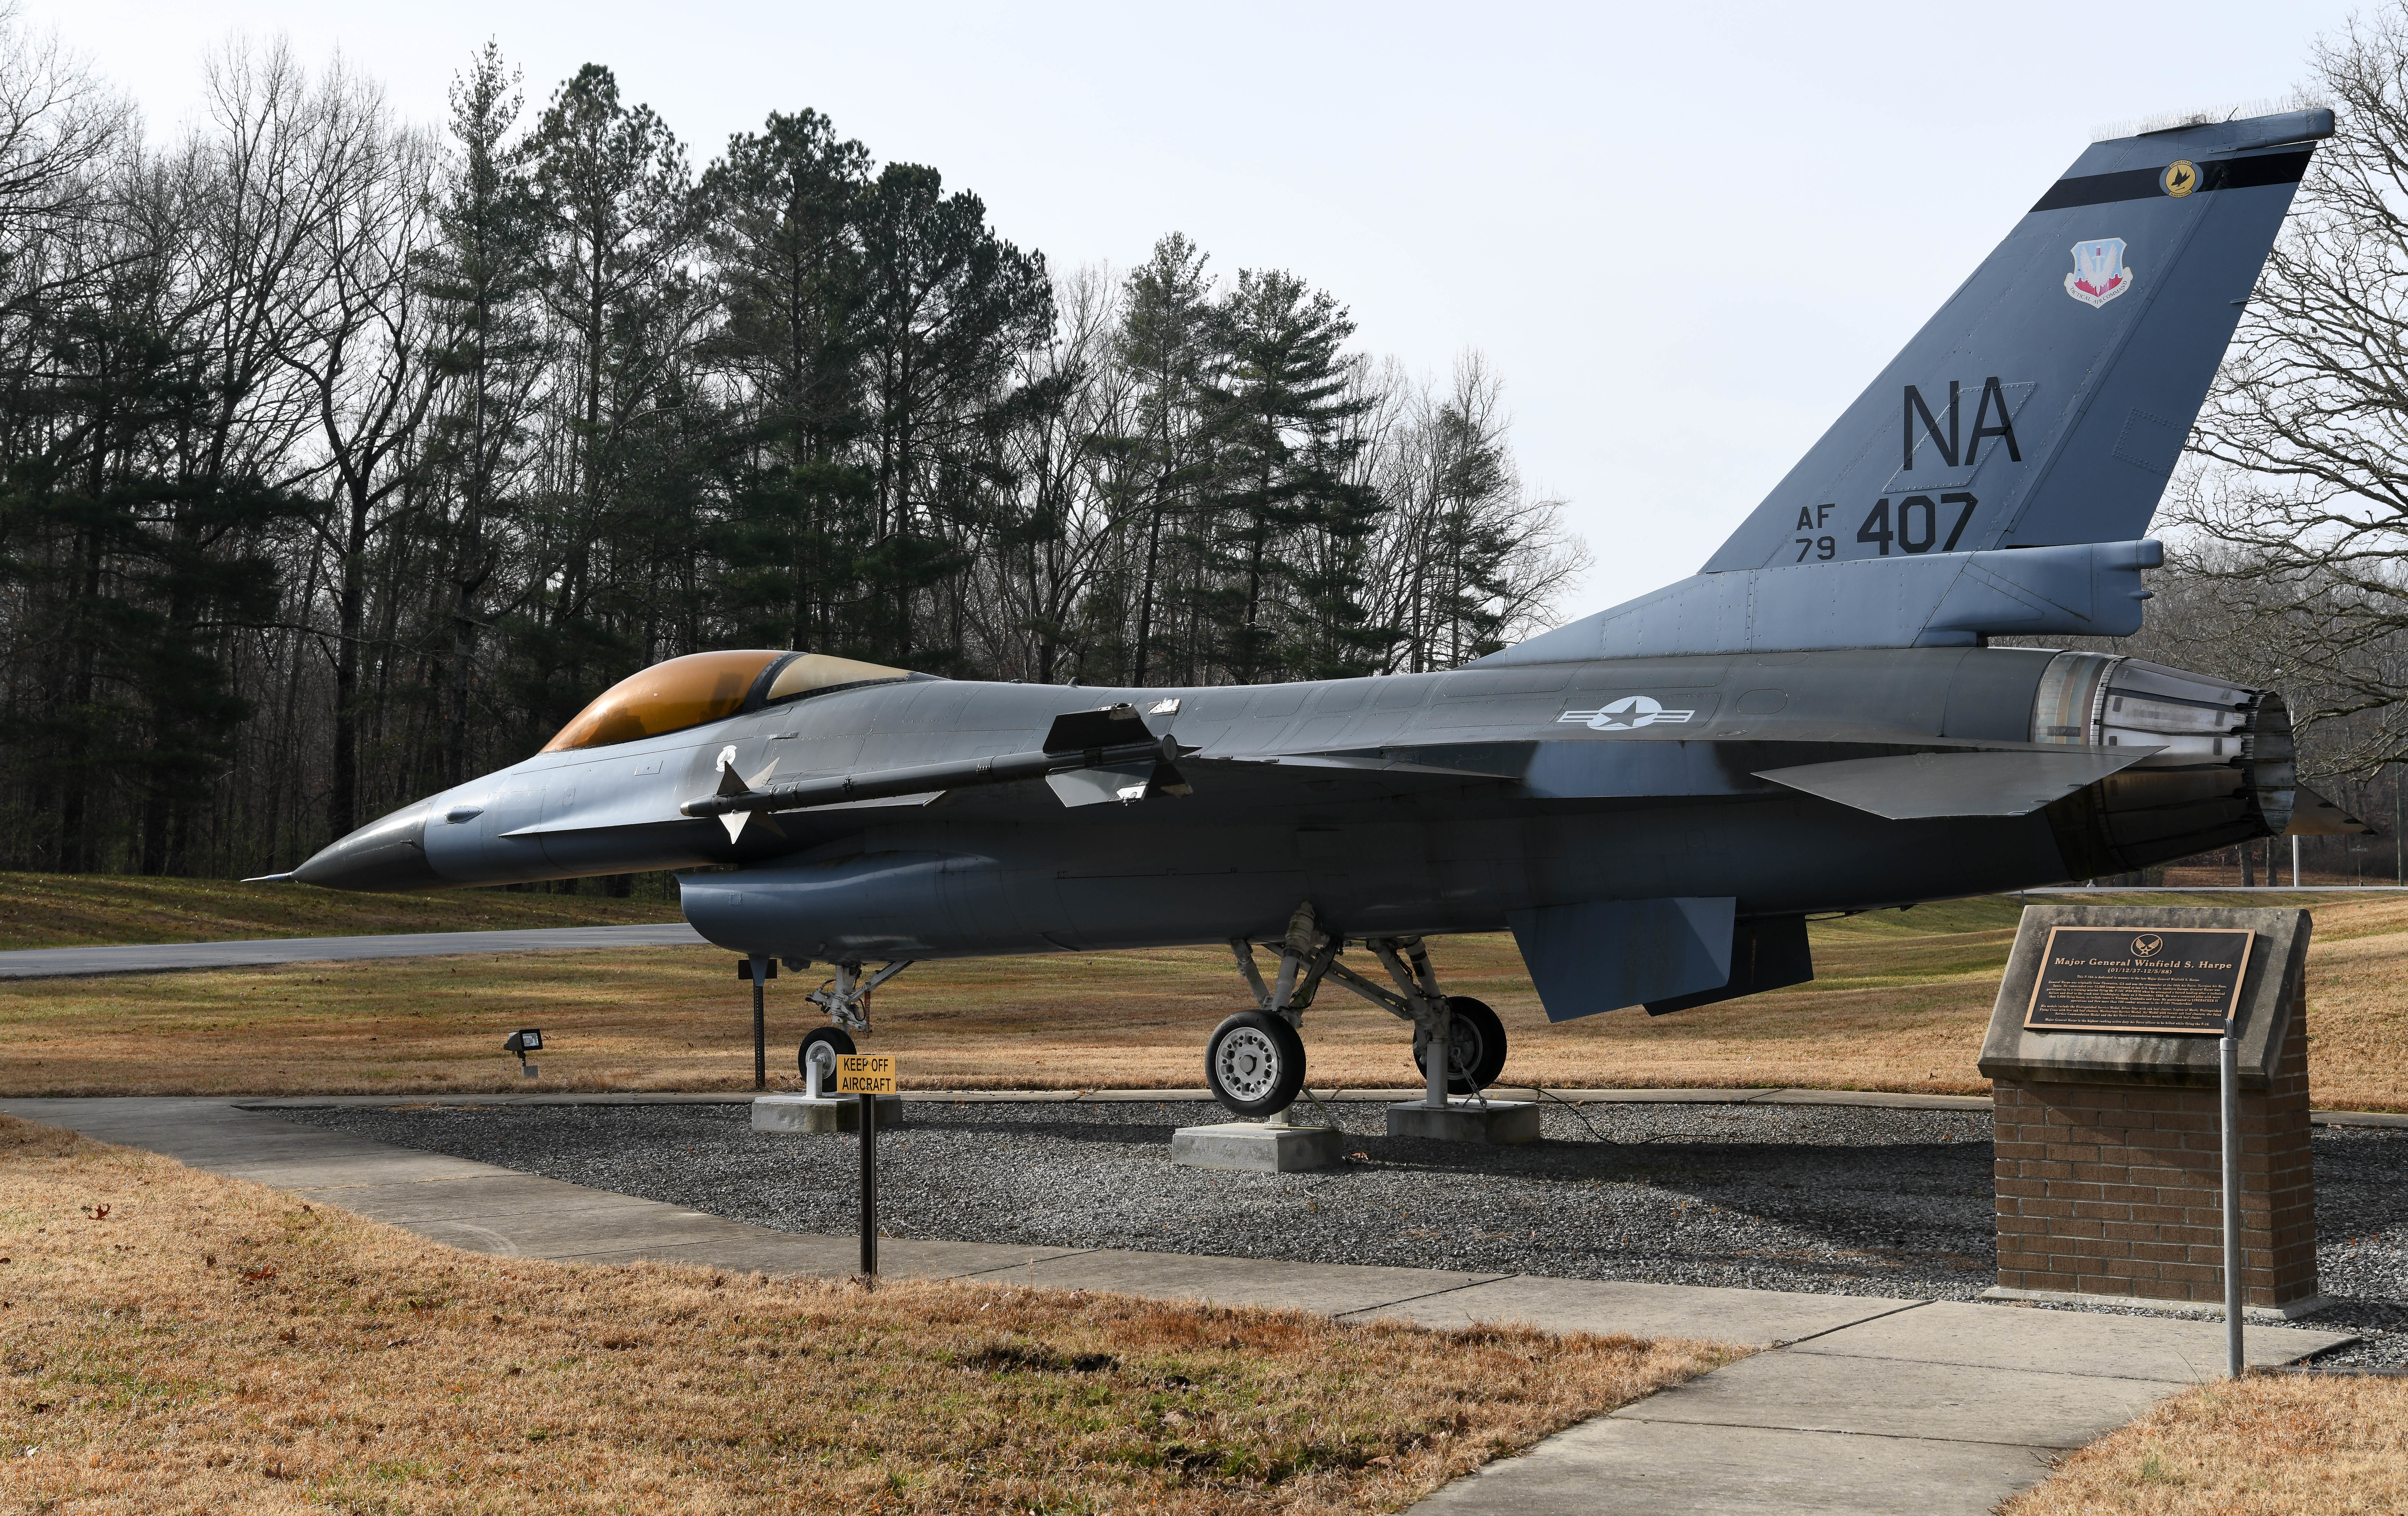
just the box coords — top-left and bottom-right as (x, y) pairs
(738, 956), (776, 1091)
(838, 1054), (897, 1278)
(860, 1090), (877, 1277)
(2222, 1029), (2242, 1379)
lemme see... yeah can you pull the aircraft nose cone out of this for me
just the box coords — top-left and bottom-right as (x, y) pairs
(293, 801), (442, 891)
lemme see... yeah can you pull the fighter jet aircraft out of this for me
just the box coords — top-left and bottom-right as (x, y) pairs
(289, 106), (2355, 1119)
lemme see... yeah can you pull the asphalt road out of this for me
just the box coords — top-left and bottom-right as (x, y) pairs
(0, 922), (706, 980)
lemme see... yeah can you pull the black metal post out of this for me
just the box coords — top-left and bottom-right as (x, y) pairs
(859, 1091), (878, 1276)
(2222, 1031), (2242, 1377)
(750, 957), (767, 1091)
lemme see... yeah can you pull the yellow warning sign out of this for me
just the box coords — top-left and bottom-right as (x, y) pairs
(836, 1054), (896, 1095)
(2162, 160), (2199, 198)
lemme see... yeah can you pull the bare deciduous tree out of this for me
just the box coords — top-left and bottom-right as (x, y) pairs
(2176, 17), (2408, 773)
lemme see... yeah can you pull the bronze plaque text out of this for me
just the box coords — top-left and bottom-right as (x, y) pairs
(2024, 926), (2254, 1035)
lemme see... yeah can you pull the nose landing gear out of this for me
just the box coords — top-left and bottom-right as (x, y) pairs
(793, 959), (912, 1086)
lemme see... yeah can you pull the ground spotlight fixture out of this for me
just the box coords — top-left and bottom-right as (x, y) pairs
(504, 1027), (542, 1078)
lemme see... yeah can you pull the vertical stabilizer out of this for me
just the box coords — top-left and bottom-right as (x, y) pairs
(1702, 108), (2331, 574)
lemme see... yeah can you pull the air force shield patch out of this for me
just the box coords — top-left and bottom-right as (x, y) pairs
(2065, 238), (2133, 308)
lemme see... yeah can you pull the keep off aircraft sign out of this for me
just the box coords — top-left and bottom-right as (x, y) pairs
(836, 1054), (896, 1095)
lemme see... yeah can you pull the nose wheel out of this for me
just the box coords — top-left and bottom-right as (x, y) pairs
(799, 1025), (856, 1092)
(1204, 1011), (1307, 1118)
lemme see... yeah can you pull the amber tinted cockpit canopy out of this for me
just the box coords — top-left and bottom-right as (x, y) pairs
(541, 650), (782, 753)
(763, 652), (912, 703)
(539, 649), (914, 754)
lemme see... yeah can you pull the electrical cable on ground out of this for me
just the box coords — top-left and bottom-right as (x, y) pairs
(1532, 1085), (1608, 1142)
(1298, 1085), (1343, 1128)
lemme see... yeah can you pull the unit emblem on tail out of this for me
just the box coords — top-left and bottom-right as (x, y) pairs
(2066, 238), (2135, 308)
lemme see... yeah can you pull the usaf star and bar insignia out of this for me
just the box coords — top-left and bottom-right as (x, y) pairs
(1557, 696), (1696, 731)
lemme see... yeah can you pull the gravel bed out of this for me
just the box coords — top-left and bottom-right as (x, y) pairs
(281, 1098), (2408, 1366)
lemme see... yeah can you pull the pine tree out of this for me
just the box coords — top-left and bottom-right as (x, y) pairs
(1199, 268), (1367, 682)
(855, 162), (1051, 665)
(700, 110), (874, 654)
(524, 63), (695, 719)
(1111, 233), (1215, 686)
(421, 43), (548, 781)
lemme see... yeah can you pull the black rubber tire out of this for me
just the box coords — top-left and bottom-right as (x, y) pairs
(799, 1025), (856, 1087)
(1204, 1010), (1307, 1119)
(1412, 995), (1508, 1095)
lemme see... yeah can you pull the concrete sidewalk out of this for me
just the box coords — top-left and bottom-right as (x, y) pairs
(240, 1085), (2408, 1127)
(5, 1095), (2355, 1516)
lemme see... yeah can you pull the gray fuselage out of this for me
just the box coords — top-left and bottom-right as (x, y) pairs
(298, 644), (2285, 966)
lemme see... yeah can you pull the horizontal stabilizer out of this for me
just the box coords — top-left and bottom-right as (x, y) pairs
(1506, 896), (1736, 1022)
(1756, 747), (2155, 819)
(2285, 785), (2376, 837)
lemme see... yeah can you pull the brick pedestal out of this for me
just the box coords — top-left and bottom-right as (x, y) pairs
(1978, 902), (2323, 1317)
(1992, 993), (2316, 1311)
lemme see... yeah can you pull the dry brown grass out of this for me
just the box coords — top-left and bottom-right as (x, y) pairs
(0, 921), (2014, 1099)
(2001, 1373), (2408, 1515)
(0, 1114), (1737, 1514)
(0, 873), (678, 951)
(5, 889), (2404, 1108)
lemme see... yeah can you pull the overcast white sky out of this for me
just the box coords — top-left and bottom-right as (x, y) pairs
(24, 0), (2370, 615)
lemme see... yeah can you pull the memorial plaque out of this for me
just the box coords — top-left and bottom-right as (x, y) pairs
(2023, 926), (2254, 1035)
(835, 1054), (897, 1094)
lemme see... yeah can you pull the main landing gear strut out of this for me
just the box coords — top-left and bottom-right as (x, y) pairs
(1204, 903), (1507, 1120)
(792, 958), (915, 1088)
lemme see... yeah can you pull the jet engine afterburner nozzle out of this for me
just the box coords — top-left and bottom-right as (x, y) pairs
(2031, 652), (2294, 877)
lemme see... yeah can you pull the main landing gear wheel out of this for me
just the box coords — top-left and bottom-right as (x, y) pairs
(799, 1025), (856, 1085)
(1413, 995), (1508, 1095)
(1205, 1010), (1307, 1119)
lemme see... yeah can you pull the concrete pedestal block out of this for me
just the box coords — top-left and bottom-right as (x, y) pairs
(751, 1094), (904, 1134)
(1171, 1121), (1343, 1172)
(1386, 1099), (1540, 1144)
